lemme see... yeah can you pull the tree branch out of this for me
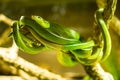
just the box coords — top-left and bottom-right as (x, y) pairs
(0, 43), (66, 80)
(0, 76), (23, 80)
(84, 0), (117, 80)
(84, 64), (114, 80)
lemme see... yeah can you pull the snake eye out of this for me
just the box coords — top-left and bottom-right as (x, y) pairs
(37, 16), (41, 18)
(34, 16), (41, 19)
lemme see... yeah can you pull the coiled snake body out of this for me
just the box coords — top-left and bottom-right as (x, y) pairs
(12, 8), (111, 66)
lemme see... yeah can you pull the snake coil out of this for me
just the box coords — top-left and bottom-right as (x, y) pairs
(12, 8), (111, 66)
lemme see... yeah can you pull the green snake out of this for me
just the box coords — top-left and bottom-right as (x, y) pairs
(20, 16), (80, 45)
(12, 8), (111, 66)
(95, 8), (111, 61)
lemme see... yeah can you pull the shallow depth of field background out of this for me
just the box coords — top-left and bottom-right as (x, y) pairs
(0, 0), (120, 78)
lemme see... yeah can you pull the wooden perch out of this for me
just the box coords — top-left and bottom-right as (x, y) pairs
(84, 64), (114, 80)
(0, 76), (23, 80)
(0, 43), (66, 80)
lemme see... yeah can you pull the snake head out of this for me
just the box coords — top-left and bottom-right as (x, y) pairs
(31, 15), (50, 28)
